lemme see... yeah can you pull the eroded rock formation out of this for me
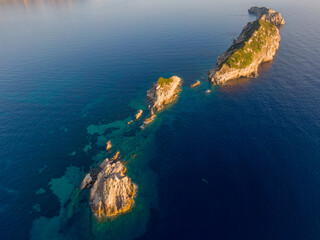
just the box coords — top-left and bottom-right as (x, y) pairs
(135, 110), (143, 120)
(147, 76), (182, 114)
(141, 76), (182, 128)
(106, 141), (112, 151)
(80, 157), (137, 219)
(191, 80), (201, 88)
(248, 6), (285, 26)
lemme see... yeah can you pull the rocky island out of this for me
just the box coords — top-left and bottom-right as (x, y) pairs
(208, 7), (284, 85)
(141, 76), (182, 128)
(80, 156), (137, 219)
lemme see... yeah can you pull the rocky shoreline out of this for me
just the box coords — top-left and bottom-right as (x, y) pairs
(208, 7), (284, 85)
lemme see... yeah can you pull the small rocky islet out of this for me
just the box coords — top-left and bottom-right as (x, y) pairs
(141, 75), (182, 128)
(81, 6), (284, 221)
(147, 76), (182, 115)
(190, 80), (201, 88)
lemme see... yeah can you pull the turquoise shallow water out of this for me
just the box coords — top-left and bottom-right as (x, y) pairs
(1, 0), (320, 239)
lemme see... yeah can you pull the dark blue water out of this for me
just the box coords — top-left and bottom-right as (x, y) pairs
(1, 0), (320, 239)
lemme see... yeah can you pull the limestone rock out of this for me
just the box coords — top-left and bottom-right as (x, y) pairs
(135, 110), (143, 120)
(80, 158), (137, 219)
(141, 76), (181, 128)
(191, 80), (201, 88)
(80, 173), (93, 190)
(140, 114), (156, 129)
(106, 141), (112, 151)
(248, 6), (285, 26)
(146, 76), (182, 115)
(111, 151), (120, 161)
(208, 19), (281, 85)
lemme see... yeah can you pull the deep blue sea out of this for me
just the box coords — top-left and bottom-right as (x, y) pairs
(1, 0), (320, 239)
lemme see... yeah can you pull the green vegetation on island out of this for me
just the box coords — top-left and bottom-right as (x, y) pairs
(158, 77), (173, 87)
(223, 20), (278, 69)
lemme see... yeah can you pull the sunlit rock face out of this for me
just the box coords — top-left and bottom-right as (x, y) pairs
(209, 19), (281, 85)
(146, 76), (182, 115)
(106, 140), (112, 151)
(81, 158), (137, 219)
(248, 6), (285, 26)
(190, 80), (201, 88)
(135, 109), (143, 120)
(141, 76), (182, 128)
(208, 7), (285, 85)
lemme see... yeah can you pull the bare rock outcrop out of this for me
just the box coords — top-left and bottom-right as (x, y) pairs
(208, 19), (281, 85)
(147, 76), (182, 114)
(191, 80), (201, 88)
(80, 157), (137, 219)
(135, 110), (143, 120)
(248, 6), (285, 26)
(106, 140), (112, 151)
(141, 76), (181, 128)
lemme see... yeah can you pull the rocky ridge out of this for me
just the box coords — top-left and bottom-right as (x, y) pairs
(248, 6), (285, 26)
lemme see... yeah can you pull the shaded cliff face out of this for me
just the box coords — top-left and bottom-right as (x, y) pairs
(209, 19), (281, 85)
(146, 76), (182, 114)
(248, 6), (285, 26)
(81, 158), (137, 219)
